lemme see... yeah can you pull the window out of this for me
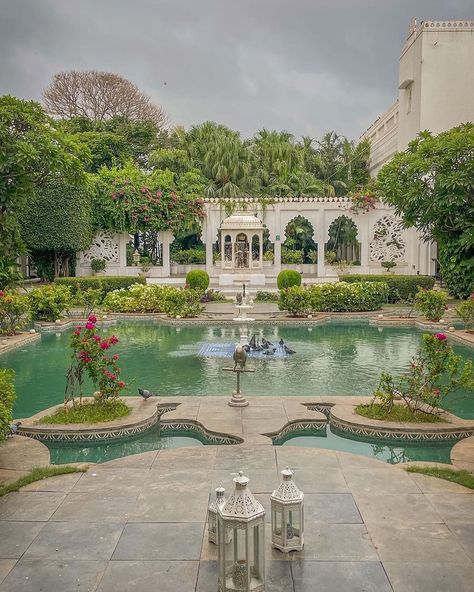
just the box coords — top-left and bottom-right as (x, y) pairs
(406, 83), (413, 114)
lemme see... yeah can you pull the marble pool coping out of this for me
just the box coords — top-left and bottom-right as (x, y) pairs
(15, 396), (474, 451)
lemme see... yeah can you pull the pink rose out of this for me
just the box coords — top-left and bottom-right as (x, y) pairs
(435, 333), (447, 341)
(100, 341), (110, 350)
(85, 322), (95, 330)
(88, 315), (97, 323)
(109, 335), (119, 345)
(93, 335), (101, 342)
(0, 291), (4, 297)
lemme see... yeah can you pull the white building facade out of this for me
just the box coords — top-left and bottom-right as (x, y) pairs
(361, 18), (474, 176)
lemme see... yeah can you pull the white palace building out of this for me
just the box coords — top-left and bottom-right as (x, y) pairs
(77, 19), (474, 291)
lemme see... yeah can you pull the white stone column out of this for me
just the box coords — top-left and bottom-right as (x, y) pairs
(259, 231), (263, 269)
(161, 231), (174, 277)
(359, 217), (370, 274)
(205, 238), (213, 275)
(273, 203), (282, 276)
(316, 210), (326, 277)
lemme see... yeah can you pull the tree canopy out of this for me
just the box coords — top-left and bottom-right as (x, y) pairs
(377, 124), (474, 297)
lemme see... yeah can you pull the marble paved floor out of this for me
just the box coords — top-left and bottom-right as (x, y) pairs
(0, 445), (473, 592)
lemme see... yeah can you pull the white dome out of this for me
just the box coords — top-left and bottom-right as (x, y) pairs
(220, 212), (264, 230)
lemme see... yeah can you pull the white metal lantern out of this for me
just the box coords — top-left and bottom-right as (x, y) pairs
(217, 471), (265, 592)
(208, 487), (226, 544)
(271, 467), (304, 553)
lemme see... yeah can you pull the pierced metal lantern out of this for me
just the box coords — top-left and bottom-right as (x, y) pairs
(217, 471), (265, 592)
(271, 467), (304, 553)
(208, 487), (226, 544)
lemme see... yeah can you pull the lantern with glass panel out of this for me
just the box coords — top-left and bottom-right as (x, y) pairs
(217, 471), (265, 592)
(270, 467), (304, 553)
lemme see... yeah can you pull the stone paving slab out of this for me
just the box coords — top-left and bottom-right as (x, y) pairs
(0, 445), (472, 592)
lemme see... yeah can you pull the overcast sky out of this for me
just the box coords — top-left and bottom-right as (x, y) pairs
(1, 0), (472, 140)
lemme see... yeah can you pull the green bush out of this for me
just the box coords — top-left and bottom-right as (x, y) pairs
(28, 284), (72, 321)
(73, 287), (103, 318)
(278, 281), (388, 315)
(281, 249), (304, 264)
(339, 274), (435, 303)
(0, 369), (16, 442)
(171, 248), (206, 264)
(455, 297), (474, 330)
(415, 288), (448, 322)
(277, 270), (302, 290)
(0, 292), (30, 335)
(309, 281), (388, 312)
(54, 276), (146, 301)
(186, 270), (210, 291)
(255, 291), (279, 302)
(278, 286), (310, 316)
(102, 284), (204, 318)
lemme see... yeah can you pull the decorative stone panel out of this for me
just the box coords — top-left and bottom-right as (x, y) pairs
(369, 215), (406, 261)
(82, 231), (120, 264)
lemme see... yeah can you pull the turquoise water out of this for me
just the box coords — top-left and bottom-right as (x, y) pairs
(279, 425), (454, 465)
(2, 320), (473, 419)
(47, 428), (203, 465)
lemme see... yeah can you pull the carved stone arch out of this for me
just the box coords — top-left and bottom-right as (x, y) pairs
(369, 215), (406, 262)
(282, 215), (317, 263)
(325, 215), (361, 263)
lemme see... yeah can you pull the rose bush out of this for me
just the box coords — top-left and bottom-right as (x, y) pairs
(65, 315), (126, 404)
(28, 284), (72, 321)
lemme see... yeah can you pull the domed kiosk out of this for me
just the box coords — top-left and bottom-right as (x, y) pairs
(219, 212), (264, 271)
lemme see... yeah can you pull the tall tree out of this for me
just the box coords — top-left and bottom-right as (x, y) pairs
(377, 124), (474, 298)
(0, 96), (85, 261)
(44, 71), (168, 130)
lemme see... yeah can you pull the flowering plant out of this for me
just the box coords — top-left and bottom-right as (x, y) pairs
(455, 298), (474, 331)
(373, 333), (474, 415)
(0, 291), (30, 335)
(415, 288), (448, 322)
(348, 190), (378, 214)
(65, 315), (126, 405)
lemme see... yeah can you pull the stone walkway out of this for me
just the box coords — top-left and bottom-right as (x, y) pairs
(0, 443), (473, 592)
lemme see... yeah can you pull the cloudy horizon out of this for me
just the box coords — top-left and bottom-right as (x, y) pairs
(1, 0), (472, 140)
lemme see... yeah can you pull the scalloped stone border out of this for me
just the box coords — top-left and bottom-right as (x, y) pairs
(263, 418), (327, 444)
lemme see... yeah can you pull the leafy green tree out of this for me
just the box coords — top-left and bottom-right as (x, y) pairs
(20, 181), (93, 279)
(0, 96), (85, 262)
(377, 124), (474, 298)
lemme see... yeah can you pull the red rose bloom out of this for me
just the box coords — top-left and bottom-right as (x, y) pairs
(100, 341), (110, 350)
(85, 322), (95, 330)
(88, 315), (97, 323)
(435, 333), (447, 341)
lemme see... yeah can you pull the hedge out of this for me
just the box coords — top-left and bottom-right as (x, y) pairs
(279, 281), (389, 316)
(339, 274), (435, 302)
(55, 276), (146, 301)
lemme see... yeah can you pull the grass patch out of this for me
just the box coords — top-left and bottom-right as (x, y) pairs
(38, 399), (131, 425)
(0, 465), (86, 497)
(405, 466), (474, 490)
(356, 403), (446, 423)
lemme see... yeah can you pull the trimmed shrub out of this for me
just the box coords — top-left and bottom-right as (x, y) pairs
(90, 258), (106, 272)
(281, 249), (304, 264)
(339, 274), (435, 303)
(0, 368), (16, 442)
(455, 297), (474, 330)
(278, 286), (310, 316)
(171, 248), (206, 264)
(55, 276), (146, 301)
(28, 284), (72, 321)
(186, 270), (209, 291)
(0, 292), (30, 335)
(415, 288), (448, 322)
(277, 270), (302, 290)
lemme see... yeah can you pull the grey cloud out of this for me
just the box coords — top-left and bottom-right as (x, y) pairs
(0, 0), (472, 139)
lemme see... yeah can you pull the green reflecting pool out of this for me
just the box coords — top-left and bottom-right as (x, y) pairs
(47, 428), (203, 465)
(2, 320), (473, 419)
(279, 425), (454, 465)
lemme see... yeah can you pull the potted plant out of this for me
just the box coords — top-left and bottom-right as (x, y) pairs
(90, 258), (106, 276)
(139, 256), (151, 277)
(381, 260), (397, 273)
(263, 250), (274, 267)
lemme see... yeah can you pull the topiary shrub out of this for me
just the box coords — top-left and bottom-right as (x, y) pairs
(90, 258), (106, 273)
(277, 270), (302, 290)
(455, 296), (474, 330)
(0, 368), (16, 442)
(255, 291), (279, 302)
(28, 284), (72, 321)
(308, 281), (388, 312)
(186, 270), (209, 291)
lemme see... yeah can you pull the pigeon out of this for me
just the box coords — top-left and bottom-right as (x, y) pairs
(284, 345), (296, 355)
(233, 345), (247, 370)
(279, 338), (285, 347)
(138, 388), (158, 399)
(9, 421), (21, 436)
(261, 337), (273, 348)
(242, 344), (251, 353)
(263, 347), (275, 356)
